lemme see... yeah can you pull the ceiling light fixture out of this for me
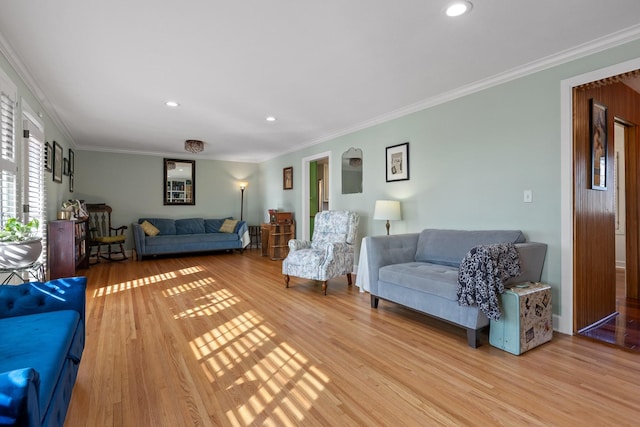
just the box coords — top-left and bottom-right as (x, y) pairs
(266, 116), (277, 122)
(444, 1), (473, 17)
(184, 139), (204, 153)
(165, 101), (179, 107)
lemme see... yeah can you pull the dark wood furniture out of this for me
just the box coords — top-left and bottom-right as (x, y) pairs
(48, 219), (89, 279)
(86, 204), (128, 263)
(248, 225), (261, 249)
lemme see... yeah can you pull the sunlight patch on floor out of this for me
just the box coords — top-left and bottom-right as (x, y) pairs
(163, 277), (217, 298)
(94, 266), (206, 297)
(189, 310), (329, 424)
(173, 288), (240, 319)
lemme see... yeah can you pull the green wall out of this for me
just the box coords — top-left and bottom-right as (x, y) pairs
(259, 38), (640, 325)
(74, 151), (261, 235)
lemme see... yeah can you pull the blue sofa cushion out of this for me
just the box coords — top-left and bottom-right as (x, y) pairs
(0, 368), (40, 426)
(145, 232), (240, 247)
(175, 218), (205, 235)
(204, 218), (232, 233)
(414, 229), (526, 267)
(0, 310), (80, 421)
(138, 218), (176, 235)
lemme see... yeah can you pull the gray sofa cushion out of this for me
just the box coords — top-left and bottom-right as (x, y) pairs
(138, 218), (176, 235)
(414, 229), (526, 267)
(379, 262), (459, 301)
(175, 218), (205, 235)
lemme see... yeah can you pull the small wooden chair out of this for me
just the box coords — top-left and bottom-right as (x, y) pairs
(86, 204), (128, 263)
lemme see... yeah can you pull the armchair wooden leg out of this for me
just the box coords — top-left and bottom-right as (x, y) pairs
(347, 273), (353, 286)
(284, 275), (290, 288)
(322, 281), (328, 295)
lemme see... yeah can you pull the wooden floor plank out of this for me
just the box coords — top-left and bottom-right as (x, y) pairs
(64, 249), (640, 426)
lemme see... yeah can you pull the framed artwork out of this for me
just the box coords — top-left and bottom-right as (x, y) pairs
(69, 173), (74, 192)
(44, 142), (52, 172)
(69, 148), (74, 174)
(53, 141), (63, 183)
(590, 99), (607, 190)
(63, 158), (70, 176)
(386, 142), (410, 182)
(283, 166), (293, 190)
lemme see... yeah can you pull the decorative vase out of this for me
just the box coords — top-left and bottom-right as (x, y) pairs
(0, 239), (43, 269)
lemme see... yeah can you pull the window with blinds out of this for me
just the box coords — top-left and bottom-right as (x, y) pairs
(23, 114), (46, 236)
(0, 75), (18, 224)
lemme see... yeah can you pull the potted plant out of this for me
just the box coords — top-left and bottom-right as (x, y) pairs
(0, 218), (42, 269)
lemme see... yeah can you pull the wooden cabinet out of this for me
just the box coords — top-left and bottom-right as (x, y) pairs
(48, 219), (89, 279)
(261, 222), (295, 260)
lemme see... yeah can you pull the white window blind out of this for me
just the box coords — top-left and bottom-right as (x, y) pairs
(23, 110), (46, 236)
(0, 72), (17, 224)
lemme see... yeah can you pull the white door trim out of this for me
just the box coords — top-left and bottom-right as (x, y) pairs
(300, 151), (332, 240)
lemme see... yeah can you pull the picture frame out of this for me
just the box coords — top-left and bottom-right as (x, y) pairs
(386, 142), (410, 182)
(69, 148), (74, 174)
(53, 141), (63, 183)
(590, 99), (607, 190)
(63, 158), (70, 176)
(69, 173), (74, 193)
(44, 141), (52, 172)
(283, 166), (293, 190)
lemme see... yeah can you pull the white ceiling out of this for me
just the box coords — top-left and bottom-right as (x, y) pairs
(2, 1), (640, 163)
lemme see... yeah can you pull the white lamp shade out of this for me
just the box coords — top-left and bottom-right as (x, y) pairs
(373, 200), (401, 221)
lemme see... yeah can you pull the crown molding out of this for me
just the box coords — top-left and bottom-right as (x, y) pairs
(3, 22), (640, 162)
(269, 23), (640, 163)
(0, 33), (76, 147)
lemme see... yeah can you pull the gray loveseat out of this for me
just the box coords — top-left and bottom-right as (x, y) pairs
(132, 217), (250, 260)
(366, 229), (547, 347)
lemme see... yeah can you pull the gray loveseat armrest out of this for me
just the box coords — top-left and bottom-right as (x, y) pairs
(366, 233), (420, 296)
(508, 242), (548, 284)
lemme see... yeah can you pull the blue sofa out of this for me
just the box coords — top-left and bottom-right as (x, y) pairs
(132, 217), (250, 260)
(0, 277), (86, 427)
(367, 230), (547, 347)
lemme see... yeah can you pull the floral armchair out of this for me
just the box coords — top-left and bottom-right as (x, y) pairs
(283, 210), (359, 295)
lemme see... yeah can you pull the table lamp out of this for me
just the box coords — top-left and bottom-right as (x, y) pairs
(373, 200), (401, 235)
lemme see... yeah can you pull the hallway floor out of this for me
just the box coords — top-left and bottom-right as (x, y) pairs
(579, 269), (640, 352)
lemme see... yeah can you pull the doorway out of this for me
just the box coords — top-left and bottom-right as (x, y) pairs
(571, 70), (640, 350)
(300, 151), (332, 241)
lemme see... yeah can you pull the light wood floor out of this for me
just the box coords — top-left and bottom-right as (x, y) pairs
(64, 249), (640, 426)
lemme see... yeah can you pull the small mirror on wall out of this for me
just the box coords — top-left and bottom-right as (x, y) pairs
(342, 147), (363, 194)
(164, 158), (195, 205)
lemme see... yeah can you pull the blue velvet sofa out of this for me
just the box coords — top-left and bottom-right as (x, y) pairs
(132, 217), (250, 260)
(367, 230), (547, 347)
(0, 277), (86, 427)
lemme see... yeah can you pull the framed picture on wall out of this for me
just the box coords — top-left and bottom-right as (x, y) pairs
(69, 148), (74, 174)
(386, 142), (410, 182)
(283, 166), (293, 190)
(69, 173), (74, 192)
(590, 99), (607, 190)
(44, 141), (52, 172)
(53, 141), (63, 183)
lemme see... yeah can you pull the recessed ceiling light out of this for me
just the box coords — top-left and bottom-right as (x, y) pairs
(444, 1), (473, 17)
(266, 116), (277, 122)
(165, 101), (179, 107)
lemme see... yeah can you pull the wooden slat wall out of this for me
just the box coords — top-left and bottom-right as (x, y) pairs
(574, 82), (640, 331)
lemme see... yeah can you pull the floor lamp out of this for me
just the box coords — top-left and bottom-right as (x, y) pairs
(239, 182), (248, 221)
(373, 200), (401, 235)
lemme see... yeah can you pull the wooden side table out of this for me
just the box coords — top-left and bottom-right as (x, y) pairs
(261, 222), (295, 260)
